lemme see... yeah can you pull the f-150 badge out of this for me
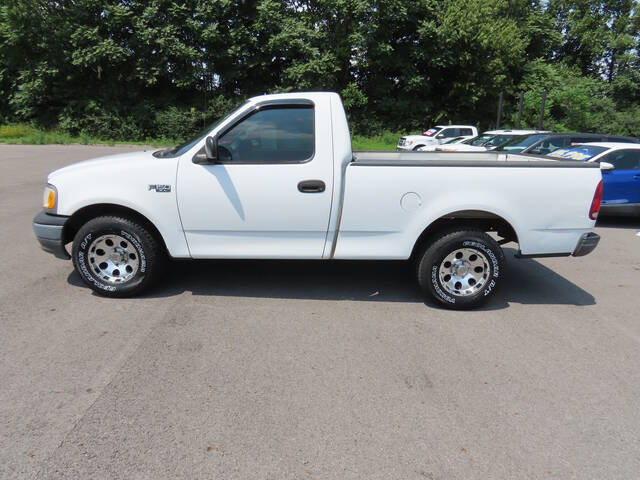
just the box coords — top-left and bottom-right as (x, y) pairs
(148, 184), (171, 193)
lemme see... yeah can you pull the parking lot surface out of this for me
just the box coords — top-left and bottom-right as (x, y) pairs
(1, 144), (640, 480)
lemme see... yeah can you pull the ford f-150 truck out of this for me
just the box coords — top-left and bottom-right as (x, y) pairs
(33, 92), (602, 309)
(397, 125), (478, 151)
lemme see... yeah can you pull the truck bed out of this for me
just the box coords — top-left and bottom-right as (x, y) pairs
(329, 150), (602, 260)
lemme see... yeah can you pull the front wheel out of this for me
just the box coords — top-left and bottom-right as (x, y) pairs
(72, 216), (164, 297)
(416, 229), (505, 310)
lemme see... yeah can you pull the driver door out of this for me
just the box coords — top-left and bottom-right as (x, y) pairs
(176, 101), (334, 259)
(599, 149), (640, 206)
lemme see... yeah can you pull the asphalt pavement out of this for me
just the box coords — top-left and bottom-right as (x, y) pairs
(1, 144), (639, 480)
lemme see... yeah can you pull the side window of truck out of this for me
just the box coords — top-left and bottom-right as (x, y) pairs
(217, 106), (315, 164)
(459, 128), (473, 136)
(439, 128), (459, 138)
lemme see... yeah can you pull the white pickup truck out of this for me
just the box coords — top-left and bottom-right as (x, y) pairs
(397, 125), (478, 151)
(34, 92), (602, 309)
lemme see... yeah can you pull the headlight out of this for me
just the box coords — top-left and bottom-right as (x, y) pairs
(43, 184), (58, 212)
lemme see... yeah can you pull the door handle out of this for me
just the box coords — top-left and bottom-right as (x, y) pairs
(298, 180), (326, 193)
(633, 174), (640, 180)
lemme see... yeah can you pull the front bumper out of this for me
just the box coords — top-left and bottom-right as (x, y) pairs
(572, 232), (600, 257)
(33, 211), (70, 259)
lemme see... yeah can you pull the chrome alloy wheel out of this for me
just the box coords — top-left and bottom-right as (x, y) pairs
(87, 234), (139, 284)
(438, 247), (489, 296)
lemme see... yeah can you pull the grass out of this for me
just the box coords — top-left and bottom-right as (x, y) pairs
(351, 131), (404, 151)
(0, 124), (175, 147)
(0, 123), (403, 151)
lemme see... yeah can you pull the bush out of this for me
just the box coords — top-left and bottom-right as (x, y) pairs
(57, 101), (147, 141)
(154, 106), (200, 141)
(0, 124), (36, 139)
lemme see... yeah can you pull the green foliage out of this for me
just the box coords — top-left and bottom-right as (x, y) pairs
(0, 123), (176, 146)
(0, 0), (639, 140)
(0, 124), (33, 138)
(352, 131), (406, 151)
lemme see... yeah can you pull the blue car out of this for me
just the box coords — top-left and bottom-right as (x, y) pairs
(549, 143), (640, 215)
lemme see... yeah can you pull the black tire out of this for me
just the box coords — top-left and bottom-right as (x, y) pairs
(416, 229), (505, 310)
(72, 215), (164, 297)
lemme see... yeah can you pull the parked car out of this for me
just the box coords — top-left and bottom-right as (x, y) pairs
(522, 133), (639, 156)
(397, 125), (478, 151)
(442, 136), (468, 144)
(418, 136), (469, 151)
(33, 92), (602, 310)
(548, 143), (640, 215)
(426, 130), (549, 152)
(490, 131), (552, 153)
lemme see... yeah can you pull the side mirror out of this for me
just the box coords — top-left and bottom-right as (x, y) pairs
(600, 161), (615, 171)
(436, 134), (444, 139)
(193, 136), (218, 164)
(205, 136), (217, 161)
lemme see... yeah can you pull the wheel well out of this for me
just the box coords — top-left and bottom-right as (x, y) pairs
(410, 210), (518, 259)
(63, 204), (168, 253)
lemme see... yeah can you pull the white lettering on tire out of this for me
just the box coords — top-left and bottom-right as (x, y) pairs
(431, 265), (456, 303)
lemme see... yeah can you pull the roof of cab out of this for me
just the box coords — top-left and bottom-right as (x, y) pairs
(248, 91), (338, 104)
(575, 142), (640, 149)
(483, 129), (550, 135)
(433, 125), (477, 128)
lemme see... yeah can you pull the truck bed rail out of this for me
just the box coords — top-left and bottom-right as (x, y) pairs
(352, 151), (601, 168)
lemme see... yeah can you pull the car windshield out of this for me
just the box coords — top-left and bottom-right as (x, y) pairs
(547, 145), (609, 161)
(482, 134), (521, 148)
(423, 127), (443, 137)
(443, 136), (463, 144)
(494, 133), (549, 152)
(153, 101), (248, 158)
(463, 134), (495, 146)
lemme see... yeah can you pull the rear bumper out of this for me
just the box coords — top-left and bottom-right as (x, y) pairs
(33, 211), (70, 259)
(515, 232), (600, 259)
(572, 232), (600, 257)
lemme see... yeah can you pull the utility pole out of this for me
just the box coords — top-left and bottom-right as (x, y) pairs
(496, 92), (503, 129)
(516, 92), (524, 129)
(538, 90), (547, 130)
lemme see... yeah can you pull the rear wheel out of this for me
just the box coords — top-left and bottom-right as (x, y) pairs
(416, 229), (505, 309)
(72, 216), (164, 297)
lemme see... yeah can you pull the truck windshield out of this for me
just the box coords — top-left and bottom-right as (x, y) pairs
(494, 133), (548, 152)
(153, 101), (249, 158)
